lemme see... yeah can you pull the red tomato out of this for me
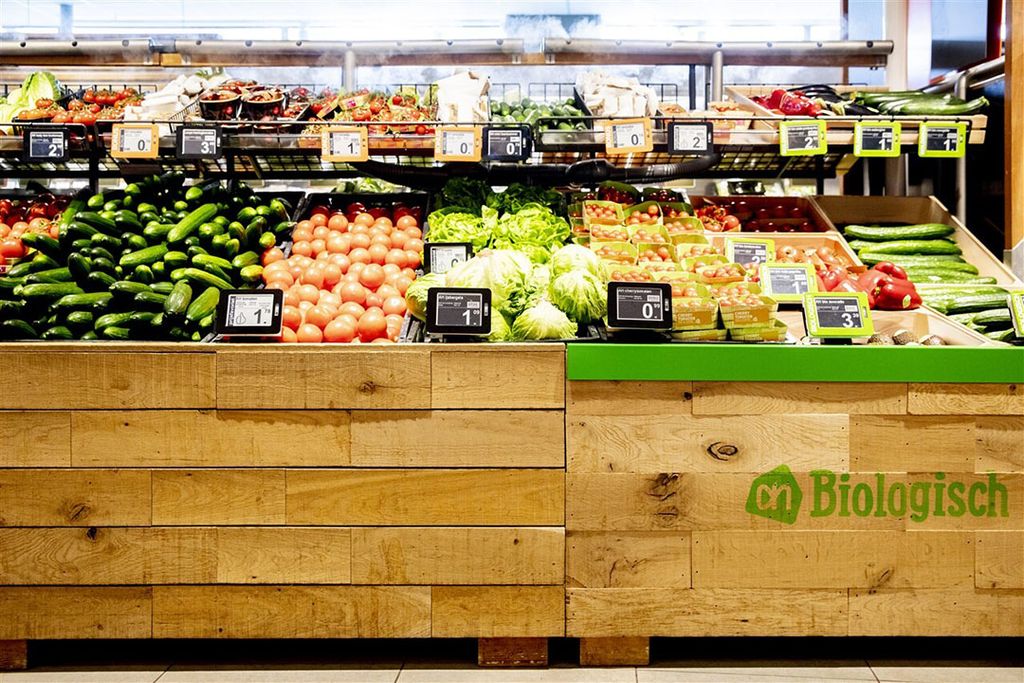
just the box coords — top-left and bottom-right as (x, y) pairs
(384, 249), (407, 268)
(404, 250), (421, 269)
(401, 267), (417, 280)
(370, 233), (392, 247)
(310, 239), (327, 255)
(367, 243), (388, 265)
(282, 305), (302, 330)
(0, 240), (24, 259)
(357, 309), (388, 342)
(354, 213), (375, 227)
(404, 226), (422, 239)
(309, 213), (327, 227)
(349, 247), (371, 264)
(283, 287), (300, 308)
(296, 323), (323, 343)
(396, 215), (418, 229)
(340, 281), (366, 304)
(312, 225), (330, 240)
(291, 241), (312, 257)
(262, 247), (285, 265)
(323, 318), (357, 343)
(329, 254), (351, 273)
(359, 263), (386, 290)
(304, 306), (332, 329)
(365, 292), (383, 309)
(382, 296), (407, 316)
(300, 266), (324, 289)
(390, 231), (408, 249)
(373, 217), (393, 230)
(327, 214), (349, 231)
(280, 327), (298, 343)
(393, 276), (413, 296)
(298, 284), (321, 303)
(338, 301), (366, 319)
(351, 232), (371, 250)
(292, 224), (314, 242)
(323, 263), (342, 288)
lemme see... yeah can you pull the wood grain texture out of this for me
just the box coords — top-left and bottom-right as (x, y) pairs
(692, 530), (973, 589)
(567, 531), (690, 588)
(287, 469), (564, 526)
(0, 587), (152, 639)
(850, 416), (975, 472)
(579, 637), (650, 666)
(976, 532), (1024, 589)
(0, 640), (27, 671)
(568, 381), (692, 416)
(976, 416), (1024, 473)
(351, 527), (562, 585)
(849, 588), (1024, 636)
(350, 411), (564, 468)
(0, 352), (215, 409)
(692, 382), (907, 415)
(215, 528), (351, 584)
(908, 383), (1023, 416)
(0, 470), (151, 527)
(216, 347), (431, 409)
(152, 470), (286, 525)
(568, 414), (848, 473)
(153, 586), (431, 638)
(478, 638), (549, 667)
(431, 348), (564, 409)
(0, 412), (70, 467)
(566, 588), (848, 637)
(431, 586), (565, 637)
(72, 410), (350, 468)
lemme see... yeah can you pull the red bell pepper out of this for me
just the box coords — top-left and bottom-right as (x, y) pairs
(874, 278), (922, 310)
(874, 261), (908, 280)
(821, 265), (846, 291)
(857, 269), (890, 294)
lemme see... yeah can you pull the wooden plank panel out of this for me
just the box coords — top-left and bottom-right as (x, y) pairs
(0, 640), (27, 671)
(478, 638), (548, 667)
(908, 383), (1024, 416)
(579, 637), (650, 666)
(0, 470), (151, 527)
(153, 586), (431, 638)
(849, 588), (1024, 636)
(350, 411), (563, 468)
(431, 348), (564, 409)
(568, 381), (692, 416)
(567, 531), (690, 588)
(0, 587), (152, 639)
(976, 532), (1024, 589)
(692, 530), (973, 589)
(432, 586), (565, 637)
(288, 469), (564, 526)
(73, 410), (350, 468)
(568, 414), (848, 473)
(0, 412), (70, 467)
(351, 527), (562, 585)
(692, 381), (907, 415)
(976, 416), (1024, 473)
(216, 528), (351, 584)
(0, 527), (215, 584)
(851, 416), (975, 472)
(566, 588), (847, 637)
(0, 351), (215, 409)
(216, 347), (431, 409)
(907, 473), (1023, 530)
(152, 470), (286, 525)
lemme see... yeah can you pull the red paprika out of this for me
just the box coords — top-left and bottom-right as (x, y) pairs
(873, 278), (922, 310)
(873, 261), (909, 280)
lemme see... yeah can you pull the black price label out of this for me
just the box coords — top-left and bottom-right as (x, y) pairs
(859, 127), (893, 152)
(730, 241), (769, 266)
(215, 289), (284, 337)
(803, 291), (873, 338)
(483, 126), (531, 161)
(425, 242), (473, 275)
(767, 266), (810, 295)
(607, 281), (672, 329)
(176, 126), (221, 159)
(23, 127), (69, 162)
(667, 121), (713, 155)
(426, 287), (492, 336)
(814, 297), (862, 328)
(919, 123), (966, 158)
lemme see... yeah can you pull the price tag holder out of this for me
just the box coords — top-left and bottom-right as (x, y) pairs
(666, 121), (713, 155)
(759, 263), (817, 302)
(176, 126), (221, 160)
(215, 289), (284, 337)
(435, 126), (482, 162)
(426, 287), (491, 336)
(607, 281), (672, 329)
(725, 237), (775, 268)
(779, 120), (827, 156)
(918, 121), (967, 158)
(803, 291), (874, 338)
(1009, 291), (1024, 337)
(23, 126), (69, 162)
(604, 117), (653, 155)
(110, 123), (159, 159)
(482, 125), (532, 162)
(425, 242), (473, 275)
(854, 121), (901, 157)
(321, 126), (369, 163)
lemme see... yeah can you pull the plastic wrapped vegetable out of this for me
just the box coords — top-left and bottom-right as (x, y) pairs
(511, 300), (578, 340)
(549, 270), (607, 323)
(404, 272), (445, 321)
(549, 244), (604, 279)
(445, 249), (531, 315)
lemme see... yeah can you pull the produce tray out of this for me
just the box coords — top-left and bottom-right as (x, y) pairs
(707, 232), (865, 272)
(813, 195), (1021, 286)
(293, 191), (431, 223)
(689, 195), (835, 234)
(870, 307), (998, 346)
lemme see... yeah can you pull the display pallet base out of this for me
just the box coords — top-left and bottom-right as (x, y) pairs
(478, 638), (549, 667)
(580, 637), (651, 666)
(0, 641), (27, 671)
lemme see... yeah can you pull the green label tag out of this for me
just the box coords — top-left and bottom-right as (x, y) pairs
(1010, 291), (1024, 337)
(918, 121), (967, 158)
(779, 120), (827, 156)
(854, 121), (901, 157)
(803, 291), (874, 338)
(759, 263), (817, 302)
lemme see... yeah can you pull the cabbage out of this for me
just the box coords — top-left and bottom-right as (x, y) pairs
(511, 300), (578, 340)
(550, 270), (607, 323)
(490, 203), (570, 255)
(508, 264), (552, 315)
(426, 209), (490, 251)
(404, 272), (446, 321)
(488, 312), (514, 342)
(0, 71), (61, 127)
(550, 244), (603, 279)
(445, 249), (531, 315)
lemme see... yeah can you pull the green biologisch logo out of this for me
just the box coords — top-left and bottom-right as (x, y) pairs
(745, 465), (803, 524)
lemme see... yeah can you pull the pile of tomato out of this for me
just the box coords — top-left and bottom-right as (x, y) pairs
(17, 88), (141, 125)
(0, 194), (66, 266)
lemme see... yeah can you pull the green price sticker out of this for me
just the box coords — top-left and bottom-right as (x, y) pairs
(918, 121), (967, 158)
(1010, 291), (1024, 337)
(779, 120), (827, 156)
(803, 291), (874, 338)
(759, 263), (817, 303)
(854, 121), (901, 157)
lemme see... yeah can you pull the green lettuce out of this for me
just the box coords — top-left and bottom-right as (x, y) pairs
(445, 249), (532, 315)
(549, 244), (604, 279)
(426, 209), (491, 252)
(403, 272), (446, 321)
(490, 203), (570, 256)
(550, 270), (607, 323)
(0, 71), (61, 126)
(511, 300), (578, 340)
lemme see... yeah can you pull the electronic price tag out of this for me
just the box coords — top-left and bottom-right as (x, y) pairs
(426, 287), (491, 336)
(1009, 291), (1024, 337)
(918, 122), (967, 158)
(482, 125), (531, 161)
(110, 123), (159, 159)
(854, 121), (901, 157)
(23, 126), (69, 162)
(321, 126), (369, 163)
(424, 242), (473, 275)
(176, 126), (221, 159)
(666, 121), (713, 155)
(604, 118), (653, 154)
(435, 126), (482, 162)
(779, 120), (827, 156)
(759, 263), (818, 302)
(606, 281), (672, 329)
(725, 237), (775, 267)
(215, 289), (284, 337)
(803, 291), (874, 338)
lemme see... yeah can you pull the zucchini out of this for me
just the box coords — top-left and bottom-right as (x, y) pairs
(120, 244), (169, 269)
(844, 223), (956, 241)
(186, 286), (220, 323)
(41, 325), (74, 340)
(19, 283), (82, 301)
(0, 319), (37, 339)
(168, 203), (219, 244)
(54, 292), (113, 312)
(859, 239), (962, 256)
(164, 281), (193, 319)
(95, 311), (134, 331)
(20, 232), (62, 258)
(947, 293), (1012, 315)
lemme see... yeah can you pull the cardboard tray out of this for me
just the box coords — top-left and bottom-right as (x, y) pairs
(689, 195), (835, 234)
(870, 307), (999, 346)
(707, 232), (865, 272)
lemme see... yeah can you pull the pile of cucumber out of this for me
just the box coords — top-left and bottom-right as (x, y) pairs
(489, 97), (587, 131)
(920, 286), (1023, 345)
(843, 223), (996, 285)
(0, 173), (294, 341)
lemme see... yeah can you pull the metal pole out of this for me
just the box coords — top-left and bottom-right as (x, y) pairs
(343, 49), (356, 92)
(711, 50), (724, 102)
(955, 72), (969, 224)
(688, 64), (697, 110)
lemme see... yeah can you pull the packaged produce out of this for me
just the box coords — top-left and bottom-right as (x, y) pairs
(592, 241), (636, 265)
(729, 319), (789, 342)
(576, 72), (659, 118)
(672, 297), (718, 330)
(718, 294), (779, 329)
(435, 71), (490, 123)
(583, 200), (624, 226)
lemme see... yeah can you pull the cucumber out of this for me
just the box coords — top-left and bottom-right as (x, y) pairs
(19, 283), (82, 300)
(134, 291), (168, 310)
(152, 261), (166, 278)
(7, 260), (39, 279)
(164, 250), (189, 269)
(20, 232), (62, 258)
(85, 271), (117, 291)
(947, 293), (1012, 315)
(858, 252), (976, 271)
(66, 221), (100, 242)
(120, 244), (169, 269)
(109, 280), (151, 302)
(904, 268), (996, 284)
(259, 232), (276, 250)
(89, 232), (122, 252)
(91, 257), (117, 275)
(0, 299), (25, 317)
(70, 238), (92, 252)
(101, 326), (132, 340)
(192, 253), (233, 270)
(0, 319), (37, 339)
(223, 238), (240, 259)
(198, 313), (215, 331)
(858, 239), (962, 256)
(65, 310), (95, 332)
(197, 260), (234, 285)
(198, 222), (225, 242)
(54, 292), (113, 312)
(973, 308), (1012, 327)
(123, 233), (148, 252)
(26, 267), (73, 284)
(86, 193), (106, 209)
(164, 281), (193, 319)
(168, 203), (219, 244)
(75, 211), (120, 236)
(150, 281), (175, 295)
(186, 286), (221, 323)
(232, 251), (260, 269)
(128, 311), (159, 329)
(244, 217), (267, 249)
(88, 247), (115, 262)
(129, 265), (155, 284)
(240, 265), (263, 283)
(843, 223), (956, 241)
(0, 277), (26, 299)
(95, 311), (134, 331)
(79, 330), (99, 341)
(984, 328), (1015, 342)
(142, 223), (175, 243)
(67, 253), (92, 280)
(41, 325), (74, 340)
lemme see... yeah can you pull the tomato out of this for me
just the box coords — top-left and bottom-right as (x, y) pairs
(322, 263), (342, 288)
(327, 213), (349, 231)
(309, 213), (328, 227)
(373, 217), (393, 230)
(365, 292), (383, 309)
(265, 271), (294, 288)
(323, 318), (357, 343)
(329, 254), (351, 273)
(298, 284), (321, 303)
(390, 231), (408, 249)
(304, 306), (332, 329)
(396, 215), (418, 230)
(338, 301), (366, 319)
(359, 263), (386, 290)
(300, 266), (324, 289)
(349, 247), (370, 264)
(354, 213), (375, 227)
(357, 308), (388, 342)
(340, 281), (367, 304)
(282, 305), (302, 331)
(351, 233), (371, 250)
(401, 267), (417, 280)
(376, 284), (400, 301)
(370, 233), (392, 247)
(382, 296), (407, 316)
(723, 215), (741, 230)
(404, 250), (421, 269)
(0, 240), (24, 259)
(296, 323), (324, 343)
(367, 243), (388, 265)
(406, 238), (424, 253)
(280, 327), (298, 343)
(283, 287), (300, 308)
(393, 276), (413, 296)
(310, 239), (327, 255)
(262, 247), (285, 265)
(291, 241), (312, 257)
(312, 225), (331, 241)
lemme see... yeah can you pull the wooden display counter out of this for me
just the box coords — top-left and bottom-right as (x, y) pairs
(0, 342), (1021, 669)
